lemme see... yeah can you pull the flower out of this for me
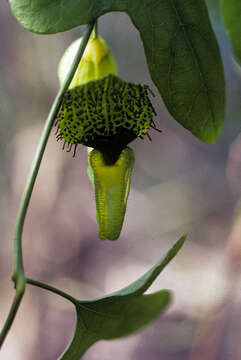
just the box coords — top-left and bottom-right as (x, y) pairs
(56, 33), (158, 240)
(56, 74), (155, 163)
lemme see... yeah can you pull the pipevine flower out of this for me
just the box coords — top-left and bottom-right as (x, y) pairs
(56, 74), (156, 161)
(56, 35), (160, 240)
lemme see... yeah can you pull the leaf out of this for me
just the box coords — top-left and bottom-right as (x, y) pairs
(58, 235), (186, 359)
(9, 0), (225, 143)
(131, 1), (225, 143)
(59, 291), (170, 359)
(220, 0), (241, 63)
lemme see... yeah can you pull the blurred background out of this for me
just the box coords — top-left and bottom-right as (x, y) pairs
(1, 0), (241, 359)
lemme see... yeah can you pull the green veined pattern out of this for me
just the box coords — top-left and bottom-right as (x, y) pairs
(56, 74), (155, 147)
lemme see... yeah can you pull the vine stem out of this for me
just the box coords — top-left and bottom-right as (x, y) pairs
(26, 278), (78, 305)
(0, 20), (96, 348)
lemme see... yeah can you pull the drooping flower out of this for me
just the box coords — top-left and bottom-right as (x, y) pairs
(56, 34), (159, 240)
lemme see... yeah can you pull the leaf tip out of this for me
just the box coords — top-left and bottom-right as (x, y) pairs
(171, 234), (187, 254)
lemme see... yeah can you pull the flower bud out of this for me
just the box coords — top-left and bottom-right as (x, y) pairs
(58, 36), (117, 88)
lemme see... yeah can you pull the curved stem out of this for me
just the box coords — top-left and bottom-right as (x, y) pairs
(27, 278), (78, 305)
(0, 20), (95, 348)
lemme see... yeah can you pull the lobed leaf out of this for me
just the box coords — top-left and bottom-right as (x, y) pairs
(58, 236), (186, 359)
(60, 291), (170, 359)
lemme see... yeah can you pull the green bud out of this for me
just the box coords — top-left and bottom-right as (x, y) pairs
(58, 36), (117, 88)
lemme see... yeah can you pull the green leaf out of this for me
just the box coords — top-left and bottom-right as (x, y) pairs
(9, 1), (225, 143)
(60, 291), (170, 359)
(221, 0), (241, 62)
(131, 1), (225, 143)
(58, 236), (186, 359)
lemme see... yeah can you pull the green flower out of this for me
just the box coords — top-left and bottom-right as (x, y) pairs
(56, 74), (155, 162)
(56, 35), (159, 240)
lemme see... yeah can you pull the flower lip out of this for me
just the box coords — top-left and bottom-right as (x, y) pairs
(82, 129), (138, 165)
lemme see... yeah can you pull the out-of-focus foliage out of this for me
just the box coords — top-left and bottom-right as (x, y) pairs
(220, 0), (241, 63)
